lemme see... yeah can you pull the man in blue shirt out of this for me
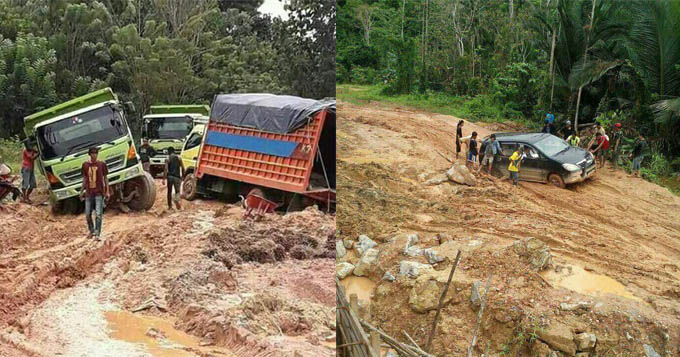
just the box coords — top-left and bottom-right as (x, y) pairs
(479, 134), (502, 174)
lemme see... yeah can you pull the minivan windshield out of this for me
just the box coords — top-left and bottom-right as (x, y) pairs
(147, 117), (193, 140)
(534, 135), (570, 157)
(36, 106), (127, 160)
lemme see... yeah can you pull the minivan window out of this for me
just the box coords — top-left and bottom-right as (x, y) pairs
(534, 135), (569, 157)
(501, 143), (517, 156)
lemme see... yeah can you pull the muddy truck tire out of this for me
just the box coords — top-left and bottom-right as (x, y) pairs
(126, 171), (156, 211)
(50, 196), (83, 215)
(182, 173), (198, 201)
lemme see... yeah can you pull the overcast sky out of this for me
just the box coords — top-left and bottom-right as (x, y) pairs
(259, 0), (289, 20)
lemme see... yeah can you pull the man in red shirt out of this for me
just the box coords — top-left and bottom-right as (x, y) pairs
(21, 143), (39, 204)
(80, 147), (110, 240)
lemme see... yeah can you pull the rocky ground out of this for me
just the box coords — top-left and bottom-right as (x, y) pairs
(0, 183), (335, 356)
(336, 99), (680, 356)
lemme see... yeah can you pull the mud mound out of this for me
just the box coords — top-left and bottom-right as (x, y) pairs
(206, 208), (335, 266)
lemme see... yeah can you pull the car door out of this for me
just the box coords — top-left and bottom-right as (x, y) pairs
(495, 142), (517, 178)
(519, 145), (547, 182)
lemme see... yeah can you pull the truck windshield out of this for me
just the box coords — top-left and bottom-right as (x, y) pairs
(147, 118), (193, 139)
(36, 106), (127, 160)
(534, 135), (570, 157)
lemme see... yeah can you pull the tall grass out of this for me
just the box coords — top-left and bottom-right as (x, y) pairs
(337, 84), (538, 129)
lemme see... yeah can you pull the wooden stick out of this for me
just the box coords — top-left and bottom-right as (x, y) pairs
(435, 150), (454, 164)
(467, 274), (494, 357)
(403, 330), (423, 352)
(425, 250), (462, 353)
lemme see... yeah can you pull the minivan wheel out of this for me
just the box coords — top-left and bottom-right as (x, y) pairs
(548, 173), (565, 188)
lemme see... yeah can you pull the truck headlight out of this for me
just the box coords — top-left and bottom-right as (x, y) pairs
(55, 190), (71, 199)
(562, 163), (580, 172)
(126, 167), (140, 178)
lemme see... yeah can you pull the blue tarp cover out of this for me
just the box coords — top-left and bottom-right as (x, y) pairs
(205, 131), (298, 157)
(210, 94), (336, 134)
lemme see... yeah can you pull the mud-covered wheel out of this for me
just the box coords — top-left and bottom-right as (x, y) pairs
(548, 173), (565, 188)
(127, 171), (156, 211)
(50, 198), (65, 215)
(182, 172), (198, 201)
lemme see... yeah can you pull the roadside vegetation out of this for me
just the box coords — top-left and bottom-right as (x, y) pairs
(0, 0), (335, 139)
(337, 0), (680, 193)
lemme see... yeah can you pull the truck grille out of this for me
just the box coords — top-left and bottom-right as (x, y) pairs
(60, 155), (126, 185)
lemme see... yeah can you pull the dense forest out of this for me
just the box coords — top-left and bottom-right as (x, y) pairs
(338, 0), (680, 169)
(0, 0), (335, 138)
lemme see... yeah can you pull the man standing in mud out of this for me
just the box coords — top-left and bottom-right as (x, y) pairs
(139, 138), (156, 173)
(20, 142), (39, 204)
(80, 147), (110, 240)
(163, 147), (184, 210)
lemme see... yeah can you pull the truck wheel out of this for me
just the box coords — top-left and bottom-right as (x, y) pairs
(127, 171), (156, 211)
(182, 173), (198, 201)
(548, 173), (565, 188)
(50, 198), (65, 215)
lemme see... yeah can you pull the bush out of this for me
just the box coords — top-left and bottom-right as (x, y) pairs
(491, 62), (543, 116)
(350, 66), (378, 85)
(0, 136), (24, 171)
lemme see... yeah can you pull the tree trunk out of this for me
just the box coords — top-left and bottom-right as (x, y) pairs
(509, 0), (514, 19)
(401, 0), (405, 40)
(425, 0), (429, 87)
(549, 0), (559, 109)
(574, 0), (596, 135)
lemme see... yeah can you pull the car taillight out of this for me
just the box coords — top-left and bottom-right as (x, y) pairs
(46, 171), (60, 186)
(127, 145), (137, 160)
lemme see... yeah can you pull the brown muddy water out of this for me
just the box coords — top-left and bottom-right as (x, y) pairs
(105, 311), (234, 357)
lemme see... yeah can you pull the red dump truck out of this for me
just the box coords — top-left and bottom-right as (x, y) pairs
(182, 94), (335, 210)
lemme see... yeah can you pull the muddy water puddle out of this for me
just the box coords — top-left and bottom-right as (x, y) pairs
(340, 276), (377, 302)
(105, 311), (233, 357)
(542, 265), (642, 302)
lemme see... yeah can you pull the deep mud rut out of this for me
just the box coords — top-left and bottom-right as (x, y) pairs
(337, 100), (680, 356)
(0, 183), (335, 357)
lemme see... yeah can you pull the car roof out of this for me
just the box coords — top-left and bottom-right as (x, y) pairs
(484, 132), (553, 145)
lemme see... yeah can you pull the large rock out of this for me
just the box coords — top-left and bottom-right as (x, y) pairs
(560, 301), (590, 314)
(574, 333), (596, 351)
(643, 344), (660, 357)
(356, 235), (377, 256)
(536, 322), (575, 356)
(382, 271), (396, 282)
(470, 280), (485, 308)
(336, 262), (355, 279)
(513, 238), (553, 271)
(404, 246), (423, 257)
(403, 234), (419, 255)
(424, 247), (445, 264)
(424, 174), (448, 186)
(408, 278), (453, 313)
(399, 261), (434, 278)
(336, 241), (347, 259)
(446, 165), (477, 186)
(343, 239), (353, 249)
(354, 248), (379, 276)
(530, 340), (554, 357)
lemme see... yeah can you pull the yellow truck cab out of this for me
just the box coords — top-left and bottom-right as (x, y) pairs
(180, 118), (208, 172)
(142, 105), (209, 176)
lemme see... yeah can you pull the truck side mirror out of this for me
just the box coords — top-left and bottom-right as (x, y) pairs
(124, 101), (136, 114)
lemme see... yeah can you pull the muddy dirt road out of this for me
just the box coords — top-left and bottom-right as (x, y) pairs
(337, 100), (680, 356)
(0, 184), (335, 356)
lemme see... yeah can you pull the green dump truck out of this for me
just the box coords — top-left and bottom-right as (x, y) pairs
(142, 105), (209, 176)
(24, 88), (156, 214)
